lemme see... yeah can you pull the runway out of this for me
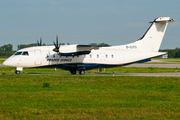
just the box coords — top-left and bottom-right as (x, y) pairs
(125, 64), (180, 68)
(4, 72), (179, 77)
(112, 72), (180, 77)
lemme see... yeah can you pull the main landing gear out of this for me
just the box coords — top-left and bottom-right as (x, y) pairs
(70, 70), (77, 75)
(70, 70), (85, 75)
(78, 70), (85, 75)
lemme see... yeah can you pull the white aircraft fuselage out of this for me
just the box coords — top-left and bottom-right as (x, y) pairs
(3, 17), (176, 74)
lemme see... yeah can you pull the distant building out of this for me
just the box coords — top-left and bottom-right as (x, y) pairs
(158, 52), (168, 58)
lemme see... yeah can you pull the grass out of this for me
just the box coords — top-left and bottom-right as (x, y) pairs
(0, 75), (180, 119)
(0, 58), (6, 64)
(102, 67), (180, 73)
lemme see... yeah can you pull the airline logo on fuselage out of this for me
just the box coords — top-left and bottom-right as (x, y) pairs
(47, 58), (72, 62)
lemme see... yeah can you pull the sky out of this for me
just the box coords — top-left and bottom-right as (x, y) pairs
(0, 0), (180, 50)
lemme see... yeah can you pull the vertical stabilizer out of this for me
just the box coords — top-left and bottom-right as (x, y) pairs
(137, 17), (175, 52)
(114, 17), (176, 52)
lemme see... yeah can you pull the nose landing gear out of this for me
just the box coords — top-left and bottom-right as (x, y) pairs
(15, 70), (20, 74)
(15, 67), (23, 74)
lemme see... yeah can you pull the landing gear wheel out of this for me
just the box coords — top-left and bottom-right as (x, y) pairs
(70, 70), (76, 74)
(79, 70), (85, 75)
(15, 70), (20, 74)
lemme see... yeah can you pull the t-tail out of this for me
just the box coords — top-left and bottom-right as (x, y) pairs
(116, 17), (176, 52)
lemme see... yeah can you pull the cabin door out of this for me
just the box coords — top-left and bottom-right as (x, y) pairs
(34, 50), (42, 65)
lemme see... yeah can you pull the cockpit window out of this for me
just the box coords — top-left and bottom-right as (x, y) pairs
(14, 51), (29, 56)
(22, 51), (29, 56)
(14, 52), (22, 55)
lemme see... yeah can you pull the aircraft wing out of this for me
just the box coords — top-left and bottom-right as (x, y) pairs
(77, 44), (108, 51)
(59, 44), (109, 56)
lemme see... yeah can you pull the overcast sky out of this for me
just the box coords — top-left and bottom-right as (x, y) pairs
(0, 0), (179, 50)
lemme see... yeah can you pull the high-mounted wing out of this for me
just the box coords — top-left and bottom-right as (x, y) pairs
(58, 44), (109, 56)
(77, 44), (108, 51)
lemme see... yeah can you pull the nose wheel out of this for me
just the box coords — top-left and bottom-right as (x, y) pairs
(15, 70), (20, 74)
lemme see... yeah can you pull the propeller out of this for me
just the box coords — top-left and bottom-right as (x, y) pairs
(53, 35), (61, 53)
(37, 37), (42, 46)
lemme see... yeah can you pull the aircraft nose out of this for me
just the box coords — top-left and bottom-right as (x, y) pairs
(3, 58), (15, 67)
(3, 59), (10, 67)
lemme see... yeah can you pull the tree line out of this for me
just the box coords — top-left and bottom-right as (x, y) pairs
(159, 47), (180, 58)
(0, 44), (15, 57)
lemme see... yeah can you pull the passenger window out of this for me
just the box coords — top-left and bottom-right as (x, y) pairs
(14, 52), (22, 55)
(106, 54), (108, 58)
(97, 54), (99, 58)
(90, 54), (92, 58)
(22, 51), (29, 56)
(111, 54), (114, 58)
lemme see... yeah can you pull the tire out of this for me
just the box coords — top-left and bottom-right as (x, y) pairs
(79, 70), (85, 75)
(15, 70), (20, 74)
(70, 70), (76, 74)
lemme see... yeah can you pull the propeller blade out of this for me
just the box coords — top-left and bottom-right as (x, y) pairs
(53, 48), (59, 52)
(56, 35), (58, 47)
(40, 37), (42, 46)
(53, 35), (60, 53)
(37, 37), (42, 46)
(53, 41), (57, 48)
(37, 40), (39, 46)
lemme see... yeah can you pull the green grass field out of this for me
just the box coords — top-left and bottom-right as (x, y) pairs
(0, 75), (180, 119)
(0, 58), (6, 64)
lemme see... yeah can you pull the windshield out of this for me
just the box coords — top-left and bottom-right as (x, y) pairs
(14, 51), (29, 56)
(22, 51), (29, 56)
(14, 52), (22, 55)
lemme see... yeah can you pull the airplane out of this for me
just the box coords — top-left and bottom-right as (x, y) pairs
(3, 17), (176, 75)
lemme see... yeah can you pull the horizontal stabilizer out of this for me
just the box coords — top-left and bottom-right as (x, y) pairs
(149, 17), (176, 23)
